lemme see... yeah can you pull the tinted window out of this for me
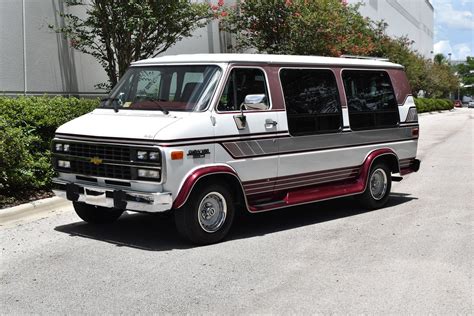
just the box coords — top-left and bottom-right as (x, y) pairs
(280, 69), (342, 135)
(218, 68), (270, 111)
(342, 70), (399, 130)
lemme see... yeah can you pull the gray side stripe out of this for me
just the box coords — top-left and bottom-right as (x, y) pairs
(223, 126), (415, 158)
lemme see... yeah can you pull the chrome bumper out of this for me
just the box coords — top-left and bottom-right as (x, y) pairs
(52, 178), (173, 213)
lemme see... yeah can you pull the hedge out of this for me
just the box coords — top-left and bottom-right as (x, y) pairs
(414, 98), (453, 113)
(0, 96), (99, 196)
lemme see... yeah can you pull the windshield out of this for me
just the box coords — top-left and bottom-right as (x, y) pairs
(101, 65), (222, 112)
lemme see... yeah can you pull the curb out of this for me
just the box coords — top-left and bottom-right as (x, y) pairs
(418, 109), (454, 116)
(0, 196), (72, 225)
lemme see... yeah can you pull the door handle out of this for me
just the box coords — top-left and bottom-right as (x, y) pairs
(265, 118), (278, 127)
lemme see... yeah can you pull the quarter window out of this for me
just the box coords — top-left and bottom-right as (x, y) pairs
(280, 68), (342, 136)
(218, 68), (270, 111)
(342, 70), (399, 130)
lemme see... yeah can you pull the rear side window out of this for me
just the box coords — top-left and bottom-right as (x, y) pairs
(280, 68), (342, 136)
(342, 70), (399, 130)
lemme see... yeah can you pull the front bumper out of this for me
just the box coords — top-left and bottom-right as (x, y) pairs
(52, 178), (173, 213)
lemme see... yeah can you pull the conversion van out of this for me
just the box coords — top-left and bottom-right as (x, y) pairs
(52, 54), (421, 244)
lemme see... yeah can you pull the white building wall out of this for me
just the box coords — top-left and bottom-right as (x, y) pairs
(348, 0), (434, 58)
(0, 0), (223, 96)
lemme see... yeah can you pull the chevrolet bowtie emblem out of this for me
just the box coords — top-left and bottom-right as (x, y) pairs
(90, 156), (103, 165)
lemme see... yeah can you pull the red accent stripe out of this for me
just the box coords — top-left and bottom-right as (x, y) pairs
(248, 148), (397, 212)
(172, 166), (239, 209)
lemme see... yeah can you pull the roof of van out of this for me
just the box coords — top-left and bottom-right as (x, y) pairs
(131, 53), (404, 69)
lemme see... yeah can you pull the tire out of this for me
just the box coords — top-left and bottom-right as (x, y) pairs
(174, 183), (235, 245)
(73, 202), (123, 224)
(359, 162), (392, 209)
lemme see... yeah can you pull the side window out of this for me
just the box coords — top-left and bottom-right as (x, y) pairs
(280, 68), (342, 136)
(342, 70), (399, 130)
(218, 68), (270, 111)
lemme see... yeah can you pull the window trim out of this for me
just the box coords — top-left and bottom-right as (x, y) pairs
(214, 65), (273, 114)
(278, 66), (344, 136)
(340, 68), (400, 131)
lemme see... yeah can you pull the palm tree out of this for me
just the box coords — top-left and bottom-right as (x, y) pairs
(434, 53), (447, 65)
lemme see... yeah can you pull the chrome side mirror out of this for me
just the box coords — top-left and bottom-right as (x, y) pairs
(242, 94), (267, 110)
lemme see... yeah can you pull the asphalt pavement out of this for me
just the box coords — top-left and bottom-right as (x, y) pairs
(1, 108), (472, 314)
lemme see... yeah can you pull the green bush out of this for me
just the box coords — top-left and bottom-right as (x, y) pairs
(0, 96), (98, 195)
(414, 98), (453, 113)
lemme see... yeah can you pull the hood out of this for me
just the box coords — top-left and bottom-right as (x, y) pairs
(56, 109), (182, 140)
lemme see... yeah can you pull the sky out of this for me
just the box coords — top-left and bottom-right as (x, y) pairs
(431, 0), (474, 60)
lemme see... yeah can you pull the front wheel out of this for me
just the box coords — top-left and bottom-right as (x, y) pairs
(359, 163), (392, 209)
(73, 202), (123, 224)
(174, 183), (235, 245)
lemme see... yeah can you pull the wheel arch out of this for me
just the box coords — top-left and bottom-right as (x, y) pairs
(172, 165), (248, 211)
(361, 148), (399, 192)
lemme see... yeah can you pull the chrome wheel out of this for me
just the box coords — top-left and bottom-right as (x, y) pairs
(369, 168), (388, 200)
(197, 192), (227, 233)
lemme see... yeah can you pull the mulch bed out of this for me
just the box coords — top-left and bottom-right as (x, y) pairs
(0, 190), (55, 209)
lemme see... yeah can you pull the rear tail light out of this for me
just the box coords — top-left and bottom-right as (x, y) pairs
(406, 107), (418, 122)
(412, 127), (419, 138)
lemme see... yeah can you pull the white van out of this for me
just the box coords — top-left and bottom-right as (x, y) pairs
(52, 54), (421, 244)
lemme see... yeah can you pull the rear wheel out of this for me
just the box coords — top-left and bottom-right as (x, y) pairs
(174, 183), (235, 245)
(359, 163), (392, 209)
(73, 202), (123, 224)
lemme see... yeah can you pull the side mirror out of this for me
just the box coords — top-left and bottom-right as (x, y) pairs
(242, 94), (268, 110)
(233, 94), (268, 130)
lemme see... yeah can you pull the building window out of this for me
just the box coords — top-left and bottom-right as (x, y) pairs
(342, 70), (399, 130)
(218, 68), (270, 111)
(280, 69), (342, 136)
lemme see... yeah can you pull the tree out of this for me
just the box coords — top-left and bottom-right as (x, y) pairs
(219, 0), (378, 56)
(457, 57), (474, 96)
(433, 53), (448, 65)
(50, 1), (213, 89)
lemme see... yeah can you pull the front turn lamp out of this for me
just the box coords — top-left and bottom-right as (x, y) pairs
(137, 169), (160, 179)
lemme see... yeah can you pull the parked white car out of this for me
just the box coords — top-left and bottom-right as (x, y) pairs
(52, 54), (421, 244)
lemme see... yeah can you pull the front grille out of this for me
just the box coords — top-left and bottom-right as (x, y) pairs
(53, 140), (162, 182)
(68, 143), (131, 162)
(70, 160), (132, 180)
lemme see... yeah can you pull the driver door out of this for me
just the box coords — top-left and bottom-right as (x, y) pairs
(213, 67), (280, 197)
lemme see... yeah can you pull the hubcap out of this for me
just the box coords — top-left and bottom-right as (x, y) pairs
(198, 192), (227, 233)
(370, 168), (388, 200)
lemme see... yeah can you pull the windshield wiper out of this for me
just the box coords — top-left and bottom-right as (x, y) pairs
(146, 99), (169, 115)
(100, 97), (121, 113)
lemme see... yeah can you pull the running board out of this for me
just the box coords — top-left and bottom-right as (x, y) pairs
(392, 176), (403, 182)
(249, 178), (364, 212)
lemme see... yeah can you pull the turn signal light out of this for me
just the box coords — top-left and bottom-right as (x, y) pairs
(171, 151), (184, 160)
(412, 127), (419, 138)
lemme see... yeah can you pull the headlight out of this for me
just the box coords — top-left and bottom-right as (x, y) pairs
(149, 151), (160, 160)
(55, 143), (70, 152)
(136, 150), (160, 161)
(137, 169), (160, 179)
(137, 151), (148, 160)
(57, 160), (71, 168)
